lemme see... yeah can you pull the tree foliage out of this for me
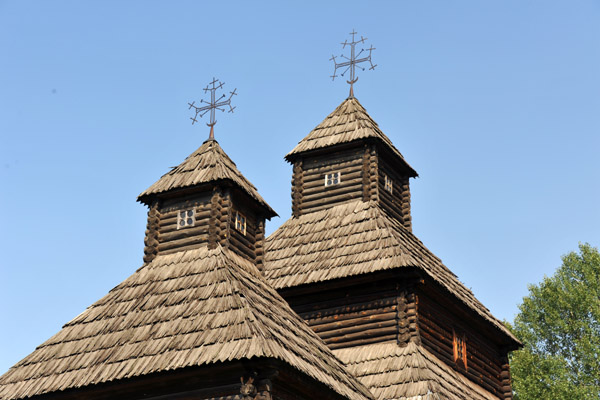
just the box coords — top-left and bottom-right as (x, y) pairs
(509, 243), (600, 399)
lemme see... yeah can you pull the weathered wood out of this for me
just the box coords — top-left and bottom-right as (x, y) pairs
(159, 226), (209, 242)
(255, 218), (265, 271)
(369, 144), (378, 202)
(229, 233), (255, 260)
(143, 201), (161, 263)
(291, 159), (303, 218)
(157, 234), (208, 252)
(311, 311), (397, 333)
(208, 188), (221, 250)
(318, 318), (397, 340)
(325, 325), (398, 345)
(307, 306), (397, 327)
(327, 334), (397, 350)
(295, 292), (398, 314)
(300, 192), (362, 211)
(362, 145), (370, 201)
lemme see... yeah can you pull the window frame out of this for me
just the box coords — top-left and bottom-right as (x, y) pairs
(177, 208), (196, 230)
(234, 211), (247, 235)
(324, 171), (341, 187)
(384, 174), (393, 194)
(453, 329), (468, 369)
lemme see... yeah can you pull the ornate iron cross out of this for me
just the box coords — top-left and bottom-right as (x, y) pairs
(188, 78), (237, 140)
(330, 30), (376, 97)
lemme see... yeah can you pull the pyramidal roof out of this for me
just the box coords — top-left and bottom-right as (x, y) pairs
(264, 200), (519, 344)
(285, 97), (417, 176)
(0, 246), (373, 400)
(138, 139), (276, 217)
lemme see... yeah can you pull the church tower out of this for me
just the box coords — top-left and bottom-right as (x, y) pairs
(264, 94), (521, 399)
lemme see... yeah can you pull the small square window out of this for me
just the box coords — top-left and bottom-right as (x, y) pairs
(177, 209), (195, 229)
(235, 211), (246, 235)
(384, 175), (393, 194)
(453, 330), (467, 369)
(324, 171), (341, 187)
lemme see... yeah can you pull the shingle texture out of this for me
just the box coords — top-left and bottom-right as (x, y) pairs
(285, 97), (416, 176)
(334, 342), (497, 400)
(264, 200), (517, 341)
(0, 246), (372, 400)
(138, 139), (276, 216)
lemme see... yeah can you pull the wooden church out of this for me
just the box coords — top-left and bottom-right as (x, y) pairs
(0, 41), (521, 400)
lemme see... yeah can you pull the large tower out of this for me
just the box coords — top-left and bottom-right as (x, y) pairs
(264, 95), (521, 399)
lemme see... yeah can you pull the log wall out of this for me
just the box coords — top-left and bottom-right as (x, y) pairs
(156, 193), (212, 255)
(298, 148), (365, 214)
(378, 155), (412, 230)
(417, 289), (506, 397)
(284, 280), (416, 350)
(227, 194), (259, 263)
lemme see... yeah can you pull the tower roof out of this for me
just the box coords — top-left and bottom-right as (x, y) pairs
(0, 246), (372, 400)
(285, 97), (417, 177)
(138, 139), (277, 217)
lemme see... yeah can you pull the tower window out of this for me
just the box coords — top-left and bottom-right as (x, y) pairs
(324, 171), (341, 187)
(384, 175), (393, 194)
(453, 330), (467, 369)
(235, 211), (246, 235)
(177, 209), (196, 229)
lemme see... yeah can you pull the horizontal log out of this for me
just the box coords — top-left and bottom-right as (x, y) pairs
(325, 324), (398, 344)
(301, 192), (362, 211)
(327, 334), (397, 350)
(303, 185), (363, 204)
(160, 242), (205, 255)
(312, 311), (397, 334)
(318, 318), (398, 340)
(294, 292), (398, 314)
(228, 242), (254, 261)
(308, 307), (397, 328)
(304, 152), (363, 169)
(159, 226), (209, 242)
(228, 235), (255, 259)
(230, 229), (255, 250)
(158, 235), (207, 252)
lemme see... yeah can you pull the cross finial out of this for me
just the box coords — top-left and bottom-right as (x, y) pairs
(329, 30), (377, 97)
(188, 78), (237, 140)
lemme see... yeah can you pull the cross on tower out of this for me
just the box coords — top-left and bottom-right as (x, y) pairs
(330, 30), (377, 97)
(188, 78), (237, 140)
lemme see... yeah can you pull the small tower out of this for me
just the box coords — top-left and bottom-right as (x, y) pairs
(138, 138), (277, 268)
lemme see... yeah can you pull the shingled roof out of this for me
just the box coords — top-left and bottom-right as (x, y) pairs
(334, 342), (497, 400)
(0, 246), (372, 400)
(285, 97), (417, 176)
(138, 139), (276, 217)
(264, 200), (518, 342)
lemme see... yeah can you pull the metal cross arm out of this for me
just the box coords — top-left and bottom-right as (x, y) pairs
(188, 78), (237, 140)
(330, 30), (376, 97)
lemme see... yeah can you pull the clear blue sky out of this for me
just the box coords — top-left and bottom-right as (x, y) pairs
(1, 1), (599, 374)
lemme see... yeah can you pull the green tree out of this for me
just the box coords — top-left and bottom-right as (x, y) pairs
(509, 243), (600, 399)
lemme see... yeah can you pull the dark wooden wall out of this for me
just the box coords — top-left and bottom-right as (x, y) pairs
(142, 188), (265, 264)
(283, 277), (420, 350)
(292, 147), (365, 216)
(377, 154), (412, 231)
(416, 288), (509, 398)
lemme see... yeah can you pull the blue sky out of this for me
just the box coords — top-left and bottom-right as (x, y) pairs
(1, 1), (599, 374)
